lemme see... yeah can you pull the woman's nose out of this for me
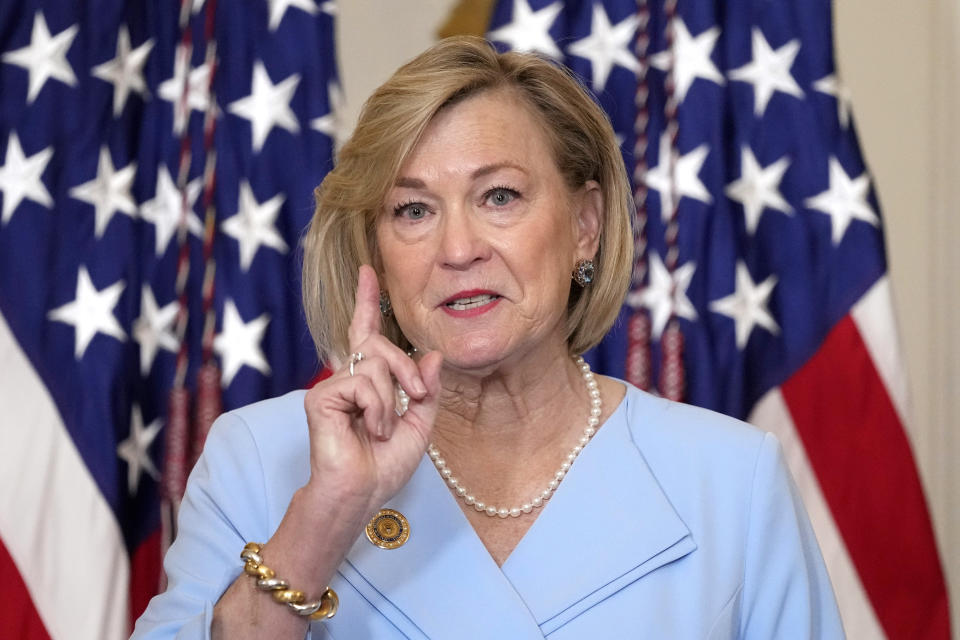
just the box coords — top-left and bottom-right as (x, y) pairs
(438, 207), (491, 270)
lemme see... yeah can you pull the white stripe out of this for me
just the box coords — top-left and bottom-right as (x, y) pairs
(0, 311), (129, 640)
(850, 276), (912, 430)
(749, 389), (886, 640)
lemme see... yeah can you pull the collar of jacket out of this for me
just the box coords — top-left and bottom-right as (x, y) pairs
(339, 388), (696, 639)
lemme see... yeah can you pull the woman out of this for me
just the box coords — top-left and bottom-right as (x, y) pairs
(134, 37), (843, 639)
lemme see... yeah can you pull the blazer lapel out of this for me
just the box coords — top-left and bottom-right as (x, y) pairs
(501, 388), (697, 634)
(338, 386), (694, 638)
(341, 455), (546, 639)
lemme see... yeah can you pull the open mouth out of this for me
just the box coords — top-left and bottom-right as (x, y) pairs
(445, 294), (501, 311)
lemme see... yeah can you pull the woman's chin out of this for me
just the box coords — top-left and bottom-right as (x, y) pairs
(437, 352), (504, 376)
(432, 336), (565, 378)
(432, 339), (514, 375)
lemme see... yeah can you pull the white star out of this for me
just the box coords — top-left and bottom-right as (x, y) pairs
(626, 252), (697, 339)
(48, 267), (126, 360)
(725, 147), (793, 236)
(133, 286), (179, 376)
(728, 28), (803, 117)
(813, 73), (853, 129)
(649, 19), (724, 103)
(310, 80), (344, 149)
(91, 26), (154, 117)
(320, 1), (337, 15)
(1, 12), (78, 104)
(158, 44), (214, 135)
(222, 182), (288, 271)
(804, 157), (878, 245)
(487, 0), (562, 59)
(227, 61), (301, 153)
(644, 133), (712, 220)
(267, 0), (318, 31)
(709, 261), (779, 349)
(140, 166), (204, 256)
(68, 147), (137, 238)
(0, 132), (53, 225)
(567, 3), (640, 91)
(214, 300), (271, 387)
(116, 404), (161, 495)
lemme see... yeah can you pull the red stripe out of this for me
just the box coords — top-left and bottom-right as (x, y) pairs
(129, 528), (163, 629)
(781, 314), (951, 639)
(0, 538), (52, 640)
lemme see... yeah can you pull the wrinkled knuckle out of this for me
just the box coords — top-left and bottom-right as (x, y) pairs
(304, 387), (324, 412)
(363, 333), (394, 355)
(370, 356), (391, 379)
(360, 374), (380, 395)
(368, 332), (391, 347)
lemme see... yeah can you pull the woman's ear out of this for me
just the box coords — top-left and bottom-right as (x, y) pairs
(575, 180), (603, 258)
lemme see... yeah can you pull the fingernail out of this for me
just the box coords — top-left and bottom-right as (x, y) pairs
(377, 421), (385, 439)
(413, 378), (426, 396)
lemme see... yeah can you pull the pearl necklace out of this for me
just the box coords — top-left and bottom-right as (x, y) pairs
(427, 355), (602, 518)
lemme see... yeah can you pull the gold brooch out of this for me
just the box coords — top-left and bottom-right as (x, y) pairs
(365, 508), (410, 549)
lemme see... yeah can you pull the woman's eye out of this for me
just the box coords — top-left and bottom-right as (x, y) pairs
(485, 187), (518, 207)
(394, 203), (428, 220)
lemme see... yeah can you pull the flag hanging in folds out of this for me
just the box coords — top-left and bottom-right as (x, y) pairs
(0, 1), (337, 637)
(487, 0), (950, 637)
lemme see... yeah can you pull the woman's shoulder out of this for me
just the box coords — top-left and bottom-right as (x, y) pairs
(611, 381), (775, 494)
(221, 388), (308, 426)
(201, 390), (311, 484)
(610, 382), (797, 555)
(209, 389), (309, 445)
(616, 381), (766, 451)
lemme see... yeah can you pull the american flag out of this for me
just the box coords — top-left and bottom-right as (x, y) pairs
(487, 0), (951, 637)
(0, 1), (337, 637)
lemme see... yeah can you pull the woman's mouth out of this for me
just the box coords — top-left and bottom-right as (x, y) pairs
(441, 291), (502, 317)
(445, 293), (501, 310)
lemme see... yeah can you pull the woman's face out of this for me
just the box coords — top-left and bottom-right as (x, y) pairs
(376, 89), (601, 371)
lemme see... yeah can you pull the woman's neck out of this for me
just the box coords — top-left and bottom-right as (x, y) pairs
(430, 346), (588, 469)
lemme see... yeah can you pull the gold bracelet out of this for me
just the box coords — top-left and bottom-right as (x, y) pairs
(240, 542), (338, 621)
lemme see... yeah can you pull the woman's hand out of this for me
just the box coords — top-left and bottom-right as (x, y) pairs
(302, 264), (443, 517)
(212, 267), (440, 638)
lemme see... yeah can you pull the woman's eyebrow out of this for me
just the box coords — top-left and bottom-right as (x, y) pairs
(394, 176), (426, 188)
(394, 162), (527, 189)
(472, 161), (527, 179)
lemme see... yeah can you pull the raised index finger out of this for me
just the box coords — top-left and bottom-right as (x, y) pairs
(348, 264), (383, 349)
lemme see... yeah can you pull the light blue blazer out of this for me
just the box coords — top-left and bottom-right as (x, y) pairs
(133, 383), (845, 639)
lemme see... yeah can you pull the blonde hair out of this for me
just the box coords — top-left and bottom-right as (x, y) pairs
(302, 37), (634, 364)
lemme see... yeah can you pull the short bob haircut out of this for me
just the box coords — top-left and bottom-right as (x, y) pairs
(302, 36), (634, 364)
